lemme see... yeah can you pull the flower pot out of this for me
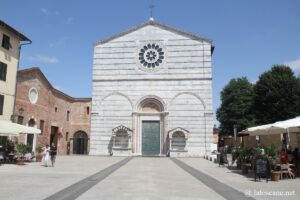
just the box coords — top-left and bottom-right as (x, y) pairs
(271, 171), (280, 181)
(241, 164), (249, 174)
(17, 159), (25, 166)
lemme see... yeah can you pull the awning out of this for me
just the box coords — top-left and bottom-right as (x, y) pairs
(271, 117), (300, 131)
(239, 116), (300, 136)
(0, 120), (41, 136)
(239, 124), (274, 136)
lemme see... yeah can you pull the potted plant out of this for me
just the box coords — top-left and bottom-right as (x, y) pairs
(239, 147), (251, 174)
(16, 144), (29, 165)
(265, 144), (279, 170)
(35, 146), (43, 162)
(232, 147), (241, 168)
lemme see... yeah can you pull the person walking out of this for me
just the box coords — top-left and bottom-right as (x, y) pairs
(50, 143), (57, 167)
(43, 144), (50, 167)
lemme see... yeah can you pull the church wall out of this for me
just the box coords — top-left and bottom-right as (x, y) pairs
(91, 24), (213, 156)
(90, 93), (132, 155)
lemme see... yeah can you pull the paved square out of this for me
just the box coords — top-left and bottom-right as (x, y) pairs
(0, 156), (299, 200)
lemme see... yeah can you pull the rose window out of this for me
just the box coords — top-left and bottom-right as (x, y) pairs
(139, 43), (164, 68)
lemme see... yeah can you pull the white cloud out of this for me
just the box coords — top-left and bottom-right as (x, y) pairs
(49, 41), (64, 48)
(24, 54), (59, 64)
(67, 17), (74, 24)
(41, 8), (49, 15)
(49, 37), (69, 48)
(41, 8), (60, 16)
(285, 58), (300, 71)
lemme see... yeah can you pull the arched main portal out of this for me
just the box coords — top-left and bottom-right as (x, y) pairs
(73, 131), (88, 155)
(134, 96), (167, 156)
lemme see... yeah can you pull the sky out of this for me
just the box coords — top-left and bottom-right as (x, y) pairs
(1, 0), (300, 125)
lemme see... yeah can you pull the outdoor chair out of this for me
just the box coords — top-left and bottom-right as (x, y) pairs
(280, 164), (295, 179)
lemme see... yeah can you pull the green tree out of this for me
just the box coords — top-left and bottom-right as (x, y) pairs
(217, 77), (255, 135)
(253, 65), (300, 124)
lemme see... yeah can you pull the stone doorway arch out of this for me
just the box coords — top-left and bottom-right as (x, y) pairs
(133, 95), (168, 156)
(73, 131), (88, 154)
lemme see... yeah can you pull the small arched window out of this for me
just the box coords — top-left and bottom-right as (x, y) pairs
(112, 125), (132, 150)
(168, 127), (189, 152)
(172, 131), (186, 150)
(115, 130), (129, 148)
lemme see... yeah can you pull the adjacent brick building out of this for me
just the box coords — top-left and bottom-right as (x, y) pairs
(14, 67), (91, 155)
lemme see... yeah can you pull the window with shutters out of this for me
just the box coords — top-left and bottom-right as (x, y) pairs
(2, 34), (11, 50)
(0, 62), (7, 81)
(40, 120), (45, 134)
(67, 111), (70, 121)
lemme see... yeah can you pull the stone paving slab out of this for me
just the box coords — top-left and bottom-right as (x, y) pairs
(0, 156), (124, 200)
(178, 158), (300, 200)
(77, 157), (225, 200)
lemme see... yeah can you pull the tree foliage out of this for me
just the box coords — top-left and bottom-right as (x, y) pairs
(217, 77), (255, 135)
(253, 65), (300, 124)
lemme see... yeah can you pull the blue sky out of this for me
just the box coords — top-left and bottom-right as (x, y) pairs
(1, 0), (300, 125)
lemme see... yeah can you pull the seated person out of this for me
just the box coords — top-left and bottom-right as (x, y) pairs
(292, 148), (300, 161)
(280, 149), (288, 164)
(24, 152), (32, 161)
(287, 145), (293, 154)
(24, 152), (35, 161)
(288, 165), (296, 178)
(292, 148), (300, 173)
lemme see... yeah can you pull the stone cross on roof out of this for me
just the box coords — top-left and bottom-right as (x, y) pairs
(149, 4), (155, 20)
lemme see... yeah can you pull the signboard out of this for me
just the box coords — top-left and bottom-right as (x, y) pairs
(255, 158), (269, 182)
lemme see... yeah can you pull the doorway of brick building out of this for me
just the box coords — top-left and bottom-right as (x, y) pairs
(50, 126), (58, 146)
(27, 119), (35, 152)
(73, 131), (88, 154)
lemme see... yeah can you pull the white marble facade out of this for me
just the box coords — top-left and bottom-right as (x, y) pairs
(90, 19), (214, 157)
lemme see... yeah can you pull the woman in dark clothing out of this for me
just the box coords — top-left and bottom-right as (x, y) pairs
(50, 143), (57, 167)
(292, 148), (300, 173)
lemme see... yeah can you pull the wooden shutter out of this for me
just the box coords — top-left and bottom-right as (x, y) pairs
(0, 62), (7, 81)
(0, 95), (4, 115)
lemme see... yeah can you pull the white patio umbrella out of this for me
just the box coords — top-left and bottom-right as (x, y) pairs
(239, 116), (300, 137)
(239, 123), (274, 136)
(269, 116), (300, 134)
(0, 120), (41, 136)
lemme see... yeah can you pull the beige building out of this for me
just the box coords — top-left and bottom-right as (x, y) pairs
(0, 20), (31, 121)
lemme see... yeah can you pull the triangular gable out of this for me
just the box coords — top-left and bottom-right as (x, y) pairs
(94, 19), (213, 46)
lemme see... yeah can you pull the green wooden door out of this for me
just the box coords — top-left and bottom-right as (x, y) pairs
(142, 121), (160, 156)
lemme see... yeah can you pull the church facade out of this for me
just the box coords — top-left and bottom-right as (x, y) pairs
(90, 19), (214, 157)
